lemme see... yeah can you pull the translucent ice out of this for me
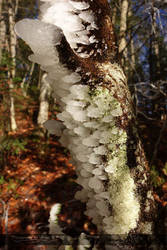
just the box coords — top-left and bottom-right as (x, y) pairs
(15, 19), (61, 55)
(43, 120), (64, 135)
(69, 1), (90, 10)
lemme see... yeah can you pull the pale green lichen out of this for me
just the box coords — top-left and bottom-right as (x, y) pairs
(107, 154), (140, 234)
(89, 86), (140, 234)
(89, 86), (123, 119)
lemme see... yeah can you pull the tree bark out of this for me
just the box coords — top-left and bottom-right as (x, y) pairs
(7, 0), (18, 131)
(0, 0), (6, 63)
(37, 73), (51, 126)
(149, 4), (161, 82)
(127, 7), (137, 81)
(119, 0), (129, 69)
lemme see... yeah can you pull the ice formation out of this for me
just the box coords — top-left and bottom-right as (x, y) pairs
(15, 0), (142, 235)
(40, 0), (98, 57)
(49, 203), (62, 234)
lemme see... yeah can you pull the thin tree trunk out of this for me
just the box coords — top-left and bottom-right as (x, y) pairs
(111, 5), (117, 26)
(37, 73), (51, 126)
(119, 0), (129, 69)
(127, 8), (137, 81)
(130, 37), (135, 68)
(149, 4), (160, 82)
(0, 0), (5, 63)
(7, 0), (19, 131)
(128, 8), (136, 69)
(21, 62), (35, 96)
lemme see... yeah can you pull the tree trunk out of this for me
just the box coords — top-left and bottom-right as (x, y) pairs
(111, 4), (117, 26)
(119, 0), (129, 69)
(7, 0), (18, 131)
(20, 62), (35, 96)
(0, 0), (6, 63)
(127, 7), (137, 81)
(149, 4), (161, 82)
(37, 73), (51, 126)
(15, 0), (156, 245)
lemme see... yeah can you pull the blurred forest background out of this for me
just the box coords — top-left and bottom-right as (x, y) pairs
(0, 0), (167, 238)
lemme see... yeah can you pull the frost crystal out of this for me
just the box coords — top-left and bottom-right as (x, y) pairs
(43, 120), (64, 136)
(69, 1), (89, 10)
(94, 146), (107, 155)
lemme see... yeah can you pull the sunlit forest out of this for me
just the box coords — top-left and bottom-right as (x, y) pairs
(0, 0), (167, 249)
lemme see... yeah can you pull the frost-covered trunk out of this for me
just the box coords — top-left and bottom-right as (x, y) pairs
(15, 0), (156, 240)
(37, 73), (51, 126)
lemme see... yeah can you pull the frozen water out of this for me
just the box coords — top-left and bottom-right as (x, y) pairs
(95, 192), (110, 200)
(80, 169), (92, 178)
(74, 126), (90, 136)
(87, 105), (102, 118)
(79, 10), (95, 24)
(69, 1), (90, 10)
(82, 137), (98, 147)
(99, 131), (111, 144)
(104, 158), (119, 174)
(62, 73), (81, 83)
(92, 130), (101, 139)
(83, 121), (100, 128)
(57, 111), (72, 122)
(102, 115), (113, 122)
(88, 177), (103, 191)
(41, 1), (93, 50)
(92, 168), (103, 176)
(55, 88), (69, 98)
(76, 153), (88, 163)
(15, 19), (61, 54)
(29, 53), (56, 66)
(70, 85), (89, 100)
(89, 153), (102, 165)
(75, 190), (88, 202)
(43, 120), (64, 136)
(66, 106), (87, 122)
(67, 100), (86, 107)
(82, 164), (94, 172)
(89, 35), (97, 43)
(94, 145), (107, 155)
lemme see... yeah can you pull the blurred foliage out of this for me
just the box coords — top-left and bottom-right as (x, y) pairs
(0, 136), (27, 168)
(0, 176), (25, 199)
(2, 137), (27, 155)
(151, 165), (165, 188)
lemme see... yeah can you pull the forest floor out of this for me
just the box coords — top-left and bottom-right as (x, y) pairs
(0, 90), (167, 249)
(0, 93), (96, 249)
